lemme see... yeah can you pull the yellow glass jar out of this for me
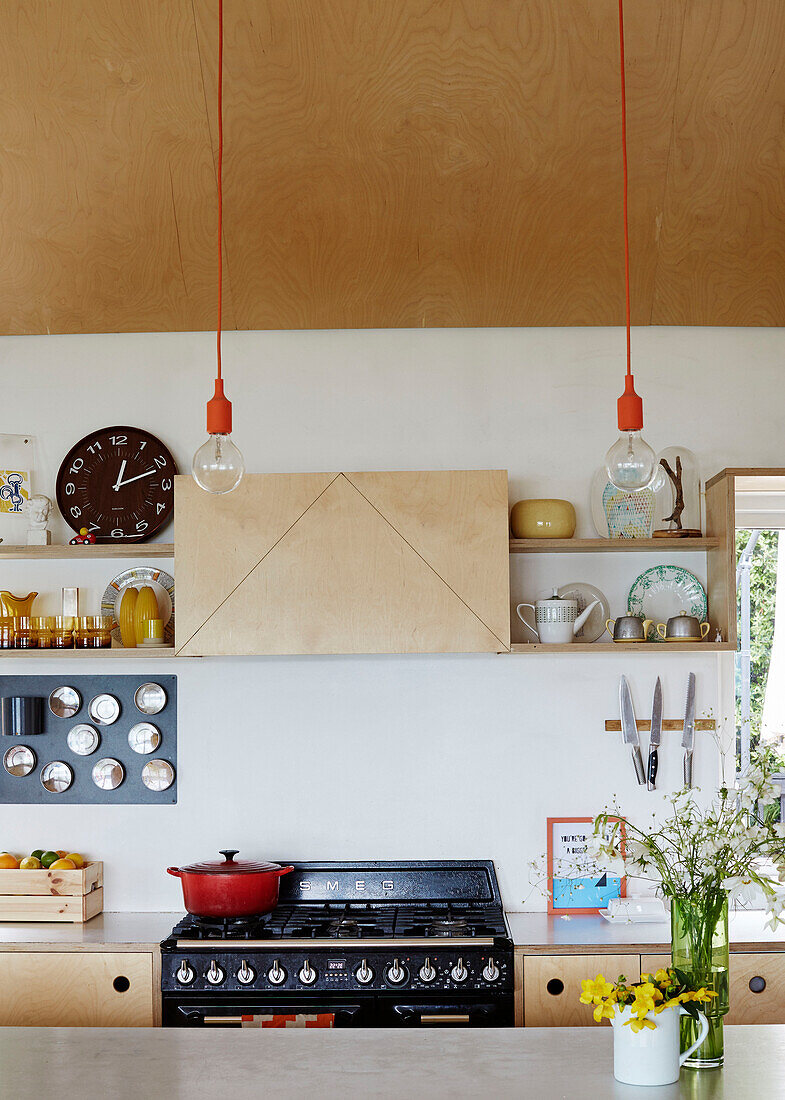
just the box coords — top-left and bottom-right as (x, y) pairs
(0, 618), (14, 649)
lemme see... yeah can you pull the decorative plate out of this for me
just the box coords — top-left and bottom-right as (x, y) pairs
(101, 566), (175, 647)
(627, 566), (707, 641)
(537, 582), (610, 644)
(590, 467), (664, 539)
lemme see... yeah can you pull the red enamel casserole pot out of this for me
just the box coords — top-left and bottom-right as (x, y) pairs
(167, 850), (294, 917)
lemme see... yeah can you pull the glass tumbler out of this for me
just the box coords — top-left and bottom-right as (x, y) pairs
(32, 616), (53, 649)
(13, 617), (36, 649)
(51, 616), (75, 649)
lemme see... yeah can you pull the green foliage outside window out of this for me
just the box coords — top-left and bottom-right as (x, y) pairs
(736, 529), (785, 772)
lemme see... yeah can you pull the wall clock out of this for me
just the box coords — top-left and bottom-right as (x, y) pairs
(55, 426), (177, 542)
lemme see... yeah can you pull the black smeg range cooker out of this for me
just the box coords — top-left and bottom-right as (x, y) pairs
(161, 861), (514, 1028)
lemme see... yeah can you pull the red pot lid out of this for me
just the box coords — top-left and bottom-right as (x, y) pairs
(177, 850), (284, 875)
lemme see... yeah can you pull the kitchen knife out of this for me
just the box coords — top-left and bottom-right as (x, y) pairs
(647, 677), (663, 791)
(682, 672), (696, 788)
(620, 676), (646, 785)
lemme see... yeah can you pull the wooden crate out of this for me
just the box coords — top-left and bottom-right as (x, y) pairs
(0, 861), (103, 922)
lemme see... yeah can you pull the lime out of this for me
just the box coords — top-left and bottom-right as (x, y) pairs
(40, 850), (59, 869)
(30, 849), (44, 861)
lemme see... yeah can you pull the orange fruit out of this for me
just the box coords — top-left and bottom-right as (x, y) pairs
(0, 853), (19, 869)
(64, 852), (84, 868)
(50, 858), (76, 870)
(19, 856), (41, 870)
(56, 850), (67, 859)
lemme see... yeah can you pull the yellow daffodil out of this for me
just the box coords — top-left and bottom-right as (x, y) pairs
(630, 982), (658, 1016)
(593, 998), (617, 1022)
(580, 975), (614, 1005)
(626, 1015), (657, 1033)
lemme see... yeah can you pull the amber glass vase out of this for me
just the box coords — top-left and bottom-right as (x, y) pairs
(671, 894), (729, 1069)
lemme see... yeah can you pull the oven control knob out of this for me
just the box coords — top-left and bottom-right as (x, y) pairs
(450, 958), (468, 983)
(205, 960), (226, 986)
(236, 960), (256, 985)
(355, 959), (374, 985)
(176, 959), (195, 985)
(268, 960), (286, 985)
(482, 957), (500, 982)
(418, 958), (436, 983)
(385, 958), (407, 985)
(299, 959), (317, 985)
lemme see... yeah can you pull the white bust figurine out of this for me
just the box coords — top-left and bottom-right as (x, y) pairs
(26, 494), (52, 546)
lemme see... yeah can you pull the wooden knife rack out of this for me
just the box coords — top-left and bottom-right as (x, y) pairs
(604, 719), (716, 734)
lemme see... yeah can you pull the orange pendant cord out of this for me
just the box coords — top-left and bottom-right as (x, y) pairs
(616, 0), (643, 432)
(206, 0), (232, 435)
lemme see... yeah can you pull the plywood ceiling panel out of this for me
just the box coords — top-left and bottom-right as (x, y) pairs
(651, 0), (785, 325)
(0, 0), (234, 335)
(0, 0), (783, 333)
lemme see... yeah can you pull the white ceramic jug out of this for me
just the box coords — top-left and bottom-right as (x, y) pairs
(516, 589), (600, 645)
(612, 1005), (709, 1086)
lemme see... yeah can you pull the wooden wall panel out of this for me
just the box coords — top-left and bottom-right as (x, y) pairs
(194, 0), (680, 329)
(1, 0), (784, 332)
(0, 0), (232, 335)
(652, 0), (785, 325)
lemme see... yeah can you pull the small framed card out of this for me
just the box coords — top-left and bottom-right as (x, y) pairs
(547, 816), (626, 915)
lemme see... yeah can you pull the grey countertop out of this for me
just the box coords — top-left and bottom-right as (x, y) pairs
(0, 911), (179, 948)
(0, 910), (784, 952)
(0, 1025), (778, 1099)
(506, 910), (785, 953)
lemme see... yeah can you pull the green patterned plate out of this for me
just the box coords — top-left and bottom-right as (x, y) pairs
(627, 566), (707, 642)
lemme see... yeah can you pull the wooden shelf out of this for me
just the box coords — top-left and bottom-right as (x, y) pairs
(509, 537), (719, 554)
(506, 642), (735, 654)
(0, 648), (176, 659)
(0, 544), (174, 560)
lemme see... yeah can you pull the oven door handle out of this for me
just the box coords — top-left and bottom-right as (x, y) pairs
(392, 1004), (498, 1027)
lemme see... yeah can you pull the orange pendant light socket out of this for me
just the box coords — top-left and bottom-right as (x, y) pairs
(617, 373), (643, 432)
(206, 377), (233, 435)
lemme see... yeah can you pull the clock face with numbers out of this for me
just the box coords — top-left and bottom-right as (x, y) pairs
(55, 426), (177, 543)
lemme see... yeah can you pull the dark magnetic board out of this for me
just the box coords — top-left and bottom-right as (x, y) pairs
(0, 675), (177, 804)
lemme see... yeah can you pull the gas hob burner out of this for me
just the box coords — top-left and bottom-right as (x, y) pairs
(174, 914), (274, 940)
(285, 902), (396, 939)
(429, 917), (469, 936)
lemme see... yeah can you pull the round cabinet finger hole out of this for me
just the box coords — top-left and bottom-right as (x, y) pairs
(141, 759), (175, 792)
(3, 745), (36, 777)
(128, 722), (161, 755)
(546, 978), (565, 996)
(92, 758), (125, 791)
(113, 976), (130, 993)
(48, 686), (82, 719)
(134, 682), (167, 715)
(88, 694), (121, 726)
(41, 761), (73, 793)
(749, 976), (767, 994)
(67, 724), (100, 757)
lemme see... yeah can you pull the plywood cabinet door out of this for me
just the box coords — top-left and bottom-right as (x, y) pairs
(643, 951), (785, 1025)
(175, 470), (510, 655)
(726, 953), (785, 1024)
(0, 952), (154, 1027)
(523, 954), (640, 1027)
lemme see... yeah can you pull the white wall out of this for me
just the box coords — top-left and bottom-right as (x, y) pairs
(0, 323), (775, 912)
